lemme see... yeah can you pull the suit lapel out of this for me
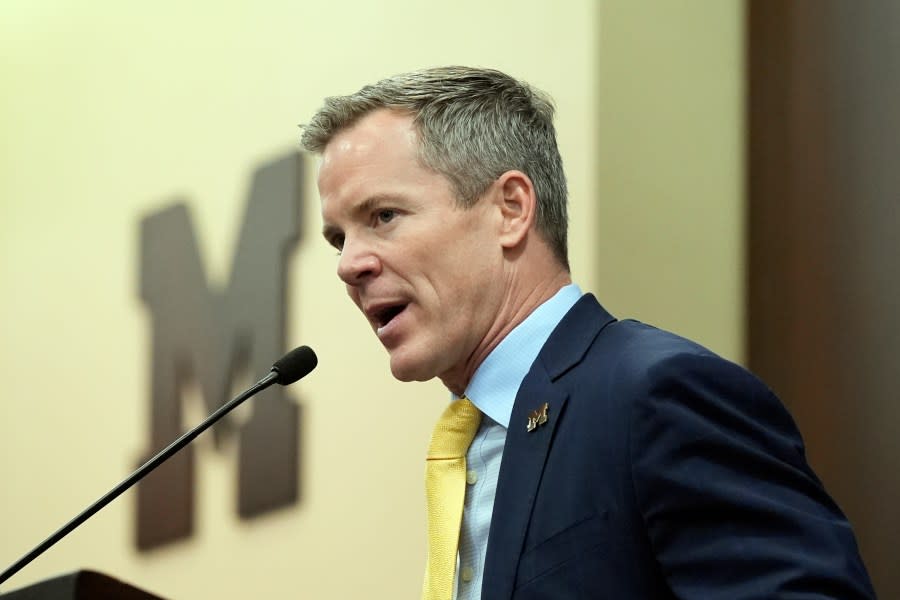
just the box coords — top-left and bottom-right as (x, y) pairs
(481, 295), (616, 599)
(482, 368), (567, 599)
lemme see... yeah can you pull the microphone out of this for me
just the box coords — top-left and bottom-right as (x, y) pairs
(0, 345), (318, 587)
(271, 345), (318, 385)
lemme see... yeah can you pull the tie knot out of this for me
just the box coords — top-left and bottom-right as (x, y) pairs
(427, 396), (482, 459)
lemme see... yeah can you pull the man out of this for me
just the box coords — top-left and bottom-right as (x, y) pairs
(301, 67), (874, 599)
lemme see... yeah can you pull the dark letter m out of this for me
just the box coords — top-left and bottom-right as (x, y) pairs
(136, 153), (302, 550)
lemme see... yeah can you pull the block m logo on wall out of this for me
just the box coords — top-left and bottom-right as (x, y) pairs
(136, 153), (303, 550)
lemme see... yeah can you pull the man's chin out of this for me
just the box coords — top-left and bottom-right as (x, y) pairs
(388, 352), (437, 384)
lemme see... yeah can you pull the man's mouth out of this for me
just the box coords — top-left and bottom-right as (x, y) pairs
(371, 303), (409, 333)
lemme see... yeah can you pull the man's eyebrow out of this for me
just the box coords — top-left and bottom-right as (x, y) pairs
(354, 194), (399, 215)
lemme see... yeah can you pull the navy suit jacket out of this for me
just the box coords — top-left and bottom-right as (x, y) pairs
(481, 294), (874, 599)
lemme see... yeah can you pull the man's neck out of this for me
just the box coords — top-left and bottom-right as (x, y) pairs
(439, 267), (572, 395)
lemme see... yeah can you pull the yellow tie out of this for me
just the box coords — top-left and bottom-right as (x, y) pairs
(422, 396), (482, 600)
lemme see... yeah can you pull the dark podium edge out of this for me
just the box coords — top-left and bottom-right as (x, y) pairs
(0, 570), (165, 599)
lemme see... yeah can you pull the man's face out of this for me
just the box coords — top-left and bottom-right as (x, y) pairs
(318, 109), (505, 391)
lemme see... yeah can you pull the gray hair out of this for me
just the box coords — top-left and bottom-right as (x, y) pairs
(300, 66), (569, 269)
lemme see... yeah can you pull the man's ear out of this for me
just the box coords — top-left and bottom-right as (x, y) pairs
(493, 170), (537, 249)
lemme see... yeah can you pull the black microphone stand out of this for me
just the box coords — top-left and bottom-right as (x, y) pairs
(0, 371), (279, 586)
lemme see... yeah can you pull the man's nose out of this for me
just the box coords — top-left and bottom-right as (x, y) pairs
(337, 239), (381, 285)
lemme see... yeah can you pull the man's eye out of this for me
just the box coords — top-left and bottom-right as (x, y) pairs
(377, 209), (396, 224)
(332, 235), (345, 252)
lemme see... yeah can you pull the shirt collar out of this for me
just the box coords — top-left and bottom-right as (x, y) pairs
(459, 284), (582, 428)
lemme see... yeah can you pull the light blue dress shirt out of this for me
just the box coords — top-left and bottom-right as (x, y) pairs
(453, 284), (582, 600)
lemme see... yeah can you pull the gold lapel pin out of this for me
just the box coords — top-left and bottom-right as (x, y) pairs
(526, 402), (549, 432)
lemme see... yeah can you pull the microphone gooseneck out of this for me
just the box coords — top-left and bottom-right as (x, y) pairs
(0, 346), (318, 587)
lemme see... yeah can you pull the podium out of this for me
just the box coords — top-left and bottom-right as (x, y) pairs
(0, 570), (165, 599)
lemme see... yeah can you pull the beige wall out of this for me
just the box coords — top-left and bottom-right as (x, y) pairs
(0, 2), (742, 597)
(597, 2), (744, 361)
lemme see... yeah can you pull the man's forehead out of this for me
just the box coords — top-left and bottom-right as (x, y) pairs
(316, 109), (420, 196)
(323, 108), (417, 159)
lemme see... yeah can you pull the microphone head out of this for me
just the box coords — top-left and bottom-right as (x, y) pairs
(271, 345), (318, 385)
